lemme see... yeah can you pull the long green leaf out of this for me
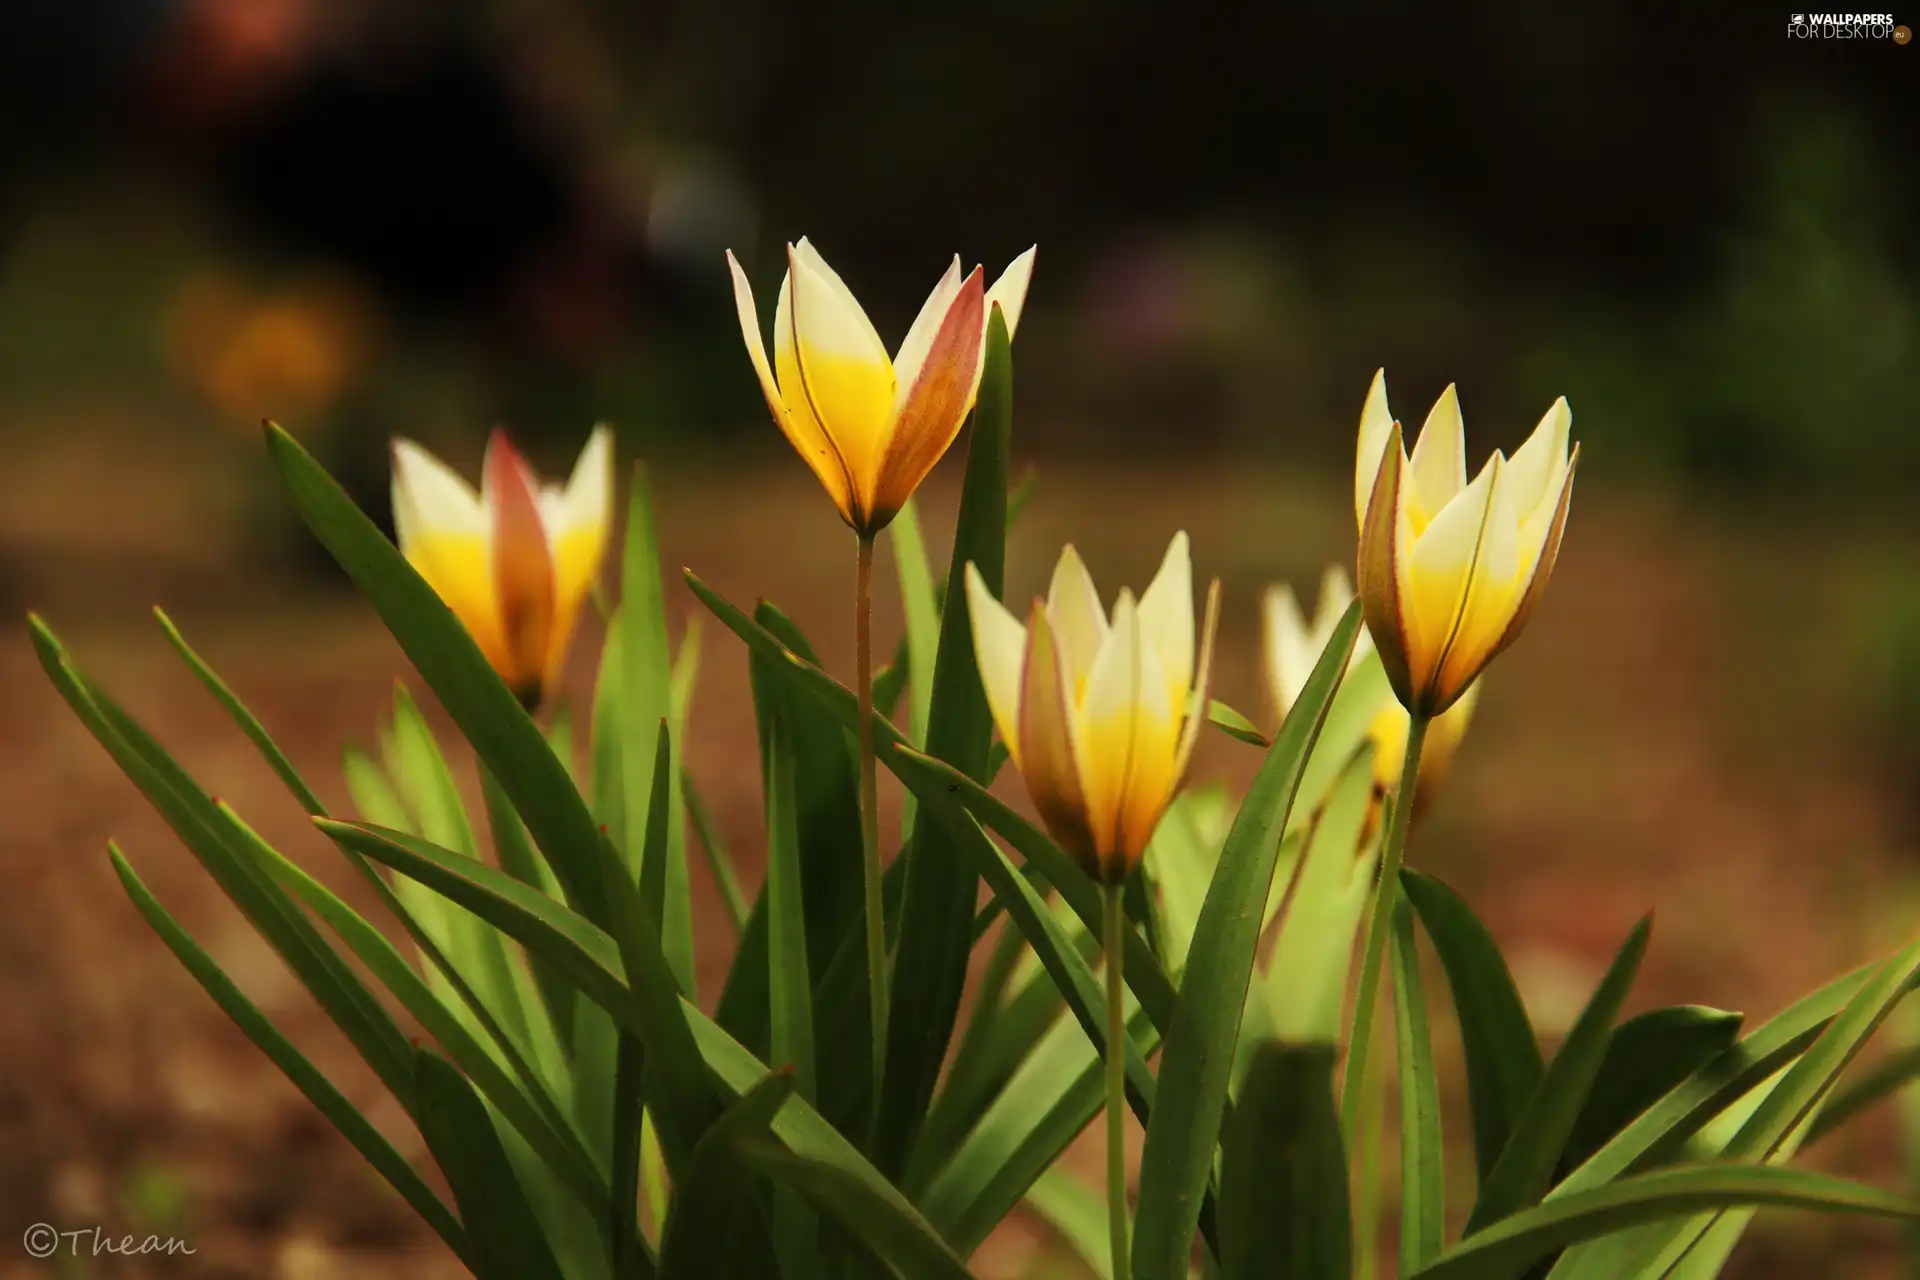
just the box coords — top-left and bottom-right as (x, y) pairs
(1024, 1168), (1115, 1280)
(744, 1138), (978, 1280)
(1411, 1163), (1918, 1280)
(1394, 891), (1444, 1272)
(1805, 1044), (1920, 1147)
(1402, 869), (1545, 1184)
(414, 1048), (567, 1280)
(1131, 600), (1362, 1280)
(265, 422), (610, 924)
(765, 715), (817, 1102)
(1465, 916), (1651, 1235)
(684, 774), (749, 939)
(1220, 1042), (1351, 1280)
(891, 496), (941, 752)
(108, 844), (469, 1266)
(876, 308), (1014, 1178)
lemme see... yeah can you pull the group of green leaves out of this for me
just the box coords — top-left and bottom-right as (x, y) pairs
(32, 321), (1920, 1280)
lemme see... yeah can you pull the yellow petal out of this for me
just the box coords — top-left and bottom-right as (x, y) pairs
(1073, 590), (1178, 876)
(1504, 396), (1571, 518)
(867, 265), (985, 527)
(1356, 422), (1416, 708)
(1045, 544), (1109, 694)
(391, 439), (509, 678)
(1261, 582), (1310, 719)
(756, 258), (857, 525)
(1401, 454), (1498, 703)
(1171, 577), (1221, 782)
(1488, 444), (1579, 665)
(787, 242), (896, 516)
(1017, 602), (1097, 871)
(965, 563), (1027, 768)
(985, 246), (1038, 339)
(1407, 383), (1468, 525)
(538, 425), (615, 696)
(1353, 367), (1395, 530)
(1432, 462), (1521, 708)
(1135, 530), (1194, 716)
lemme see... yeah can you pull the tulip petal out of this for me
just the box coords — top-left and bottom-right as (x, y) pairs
(1356, 423), (1416, 708)
(1017, 602), (1097, 871)
(1504, 396), (1571, 518)
(1074, 591), (1178, 876)
(1408, 383), (1468, 523)
(1489, 443), (1579, 663)
(1171, 577), (1221, 783)
(787, 243), (896, 518)
(985, 246), (1038, 340)
(484, 430), (557, 700)
(538, 424), (615, 695)
(391, 439), (509, 677)
(740, 254), (857, 526)
(1261, 582), (1310, 720)
(890, 256), (964, 401)
(1403, 456), (1499, 707)
(1432, 459), (1521, 708)
(1045, 544), (1110, 693)
(1354, 368), (1396, 530)
(867, 265), (985, 526)
(1135, 530), (1195, 717)
(965, 563), (1028, 768)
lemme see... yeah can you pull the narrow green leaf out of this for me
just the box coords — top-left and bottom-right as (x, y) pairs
(482, 766), (575, 1035)
(1207, 699), (1270, 747)
(1560, 1006), (1744, 1176)
(154, 607), (326, 814)
(1394, 892), (1444, 1272)
(891, 496), (941, 751)
(344, 747), (411, 832)
(1410, 1163), (1918, 1280)
(265, 422), (610, 924)
(765, 713), (817, 1102)
(1006, 466), (1039, 528)
(1805, 1043), (1920, 1147)
(1025, 1168), (1114, 1280)
(1132, 600), (1363, 1280)
(32, 621), (415, 1107)
(610, 1034), (649, 1275)
(876, 308), (1013, 1178)
(657, 1069), (794, 1280)
(1220, 1042), (1351, 1280)
(414, 1048), (566, 1280)
(108, 844), (469, 1266)
(1402, 869), (1546, 1184)
(1466, 916), (1652, 1235)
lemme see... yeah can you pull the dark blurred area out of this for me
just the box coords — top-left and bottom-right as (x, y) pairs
(2, 4), (1918, 1276)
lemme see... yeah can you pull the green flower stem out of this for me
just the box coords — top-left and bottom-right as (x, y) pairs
(855, 531), (888, 1100)
(1341, 710), (1429, 1137)
(1353, 991), (1389, 1280)
(1104, 881), (1131, 1280)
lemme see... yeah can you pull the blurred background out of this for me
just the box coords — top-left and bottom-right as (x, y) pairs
(3, 1), (1917, 1275)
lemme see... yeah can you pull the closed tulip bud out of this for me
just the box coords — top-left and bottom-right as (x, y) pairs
(728, 238), (1035, 535)
(1354, 370), (1579, 717)
(390, 426), (613, 709)
(966, 533), (1220, 884)
(1262, 565), (1478, 820)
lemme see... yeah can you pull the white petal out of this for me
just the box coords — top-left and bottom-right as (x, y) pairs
(391, 438), (486, 554)
(1353, 368), (1395, 530)
(1261, 583), (1310, 717)
(1045, 544), (1109, 691)
(788, 243), (893, 369)
(965, 563), (1028, 763)
(540, 424), (614, 539)
(1135, 531), (1195, 709)
(1408, 383), (1468, 517)
(985, 245), (1037, 339)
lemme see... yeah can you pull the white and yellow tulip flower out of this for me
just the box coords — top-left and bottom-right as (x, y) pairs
(966, 533), (1220, 883)
(1263, 564), (1478, 818)
(728, 238), (1035, 535)
(1354, 370), (1578, 717)
(390, 426), (613, 708)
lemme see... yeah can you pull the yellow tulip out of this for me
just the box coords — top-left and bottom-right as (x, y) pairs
(390, 426), (613, 708)
(727, 238), (1036, 535)
(1354, 370), (1579, 717)
(1261, 564), (1478, 816)
(966, 533), (1220, 884)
